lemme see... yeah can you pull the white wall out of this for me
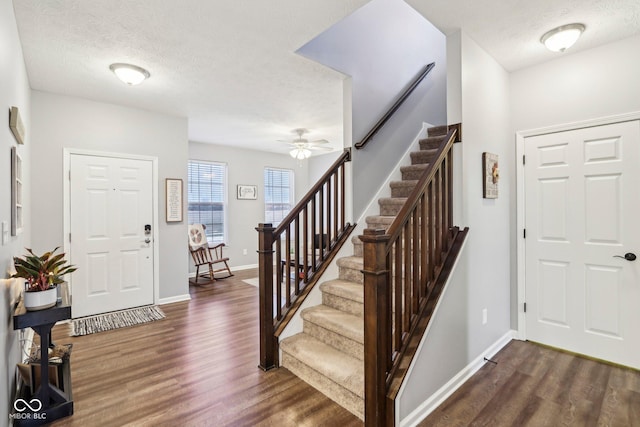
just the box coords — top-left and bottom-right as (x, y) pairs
(510, 34), (640, 132)
(297, 0), (447, 217)
(0, 1), (32, 423)
(188, 141), (311, 269)
(30, 91), (189, 300)
(398, 30), (512, 421)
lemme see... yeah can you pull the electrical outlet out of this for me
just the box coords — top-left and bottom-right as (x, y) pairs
(243, 249), (247, 255)
(482, 308), (488, 325)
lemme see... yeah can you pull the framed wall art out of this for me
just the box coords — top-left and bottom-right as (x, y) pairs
(11, 146), (23, 235)
(165, 178), (183, 222)
(237, 185), (257, 200)
(482, 152), (499, 199)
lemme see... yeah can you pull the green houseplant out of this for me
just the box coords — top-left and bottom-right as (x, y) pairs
(12, 247), (76, 311)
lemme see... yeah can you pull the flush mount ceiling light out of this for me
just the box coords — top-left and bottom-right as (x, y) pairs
(540, 23), (585, 52)
(109, 63), (150, 85)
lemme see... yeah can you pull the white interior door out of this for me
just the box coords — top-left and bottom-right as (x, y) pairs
(70, 154), (154, 318)
(524, 120), (640, 369)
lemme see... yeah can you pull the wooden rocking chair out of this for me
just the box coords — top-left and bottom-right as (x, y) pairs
(188, 224), (233, 285)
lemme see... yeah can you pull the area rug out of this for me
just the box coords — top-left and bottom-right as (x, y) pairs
(71, 305), (165, 336)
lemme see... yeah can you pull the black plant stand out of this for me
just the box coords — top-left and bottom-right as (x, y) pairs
(12, 301), (73, 426)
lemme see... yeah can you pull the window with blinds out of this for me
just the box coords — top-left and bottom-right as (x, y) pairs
(264, 167), (294, 227)
(188, 161), (227, 244)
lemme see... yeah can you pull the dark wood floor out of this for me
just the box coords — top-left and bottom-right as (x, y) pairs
(419, 339), (640, 427)
(50, 269), (361, 427)
(48, 270), (640, 426)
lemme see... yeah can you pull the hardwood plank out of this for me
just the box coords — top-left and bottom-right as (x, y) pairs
(419, 340), (640, 427)
(48, 269), (361, 427)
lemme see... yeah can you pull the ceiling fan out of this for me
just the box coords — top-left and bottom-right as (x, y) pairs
(278, 128), (332, 159)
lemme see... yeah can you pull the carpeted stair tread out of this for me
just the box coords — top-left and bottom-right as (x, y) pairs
(419, 136), (445, 150)
(302, 305), (364, 344)
(410, 149), (438, 165)
(321, 279), (363, 303)
(390, 180), (418, 197)
(280, 334), (364, 398)
(379, 197), (407, 216)
(427, 125), (448, 136)
(351, 236), (363, 256)
(401, 163), (429, 180)
(337, 256), (364, 270)
(321, 279), (364, 317)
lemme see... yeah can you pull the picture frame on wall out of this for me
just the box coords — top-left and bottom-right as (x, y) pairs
(237, 185), (257, 200)
(165, 178), (183, 222)
(482, 152), (499, 199)
(11, 146), (23, 235)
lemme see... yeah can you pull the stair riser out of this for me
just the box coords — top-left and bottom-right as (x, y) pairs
(281, 353), (364, 420)
(380, 202), (404, 216)
(427, 125), (448, 136)
(411, 150), (437, 165)
(339, 266), (363, 284)
(323, 292), (363, 317)
(352, 240), (363, 257)
(419, 137), (444, 150)
(401, 168), (427, 181)
(303, 321), (364, 361)
(391, 184), (417, 197)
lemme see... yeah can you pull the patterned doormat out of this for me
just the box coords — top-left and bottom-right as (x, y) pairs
(71, 305), (165, 336)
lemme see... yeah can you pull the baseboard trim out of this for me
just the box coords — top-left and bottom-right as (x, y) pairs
(399, 329), (517, 427)
(157, 294), (191, 305)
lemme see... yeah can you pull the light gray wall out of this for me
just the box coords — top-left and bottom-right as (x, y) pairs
(188, 141), (310, 269)
(398, 30), (512, 420)
(0, 1), (32, 423)
(30, 91), (189, 300)
(297, 0), (447, 217)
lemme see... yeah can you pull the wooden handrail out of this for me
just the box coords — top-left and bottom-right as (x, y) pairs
(354, 62), (435, 150)
(257, 148), (355, 371)
(360, 127), (464, 425)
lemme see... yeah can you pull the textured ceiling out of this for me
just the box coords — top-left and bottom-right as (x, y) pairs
(12, 0), (640, 154)
(406, 0), (640, 71)
(12, 0), (370, 154)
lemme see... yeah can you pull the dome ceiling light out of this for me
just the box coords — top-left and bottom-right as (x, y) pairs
(109, 63), (150, 85)
(540, 23), (585, 52)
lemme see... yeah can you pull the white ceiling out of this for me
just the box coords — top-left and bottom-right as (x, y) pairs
(12, 0), (640, 154)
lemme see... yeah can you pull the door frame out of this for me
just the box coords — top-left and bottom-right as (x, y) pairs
(515, 111), (640, 341)
(63, 148), (160, 306)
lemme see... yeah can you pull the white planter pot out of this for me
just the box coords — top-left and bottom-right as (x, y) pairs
(24, 286), (57, 311)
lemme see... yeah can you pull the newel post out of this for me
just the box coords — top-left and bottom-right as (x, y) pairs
(256, 223), (277, 371)
(360, 228), (392, 426)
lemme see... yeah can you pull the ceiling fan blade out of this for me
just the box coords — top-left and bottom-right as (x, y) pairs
(309, 146), (332, 151)
(311, 139), (330, 144)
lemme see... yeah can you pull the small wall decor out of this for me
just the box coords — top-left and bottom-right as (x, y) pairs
(165, 178), (183, 222)
(482, 152), (499, 199)
(11, 147), (23, 235)
(9, 106), (25, 145)
(237, 185), (257, 200)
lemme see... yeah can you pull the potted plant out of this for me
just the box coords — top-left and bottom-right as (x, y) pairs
(12, 247), (77, 311)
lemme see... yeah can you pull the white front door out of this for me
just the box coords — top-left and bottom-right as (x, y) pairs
(524, 120), (640, 369)
(70, 154), (154, 318)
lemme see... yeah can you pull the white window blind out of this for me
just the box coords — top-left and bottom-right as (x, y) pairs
(264, 168), (294, 227)
(188, 161), (226, 244)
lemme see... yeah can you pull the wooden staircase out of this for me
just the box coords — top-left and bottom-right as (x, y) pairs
(280, 125), (451, 420)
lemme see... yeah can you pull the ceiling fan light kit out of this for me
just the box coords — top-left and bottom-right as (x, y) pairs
(280, 128), (332, 159)
(540, 23), (585, 52)
(109, 63), (150, 85)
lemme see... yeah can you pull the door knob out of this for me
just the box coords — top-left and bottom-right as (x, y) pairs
(613, 252), (637, 261)
(144, 238), (151, 244)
